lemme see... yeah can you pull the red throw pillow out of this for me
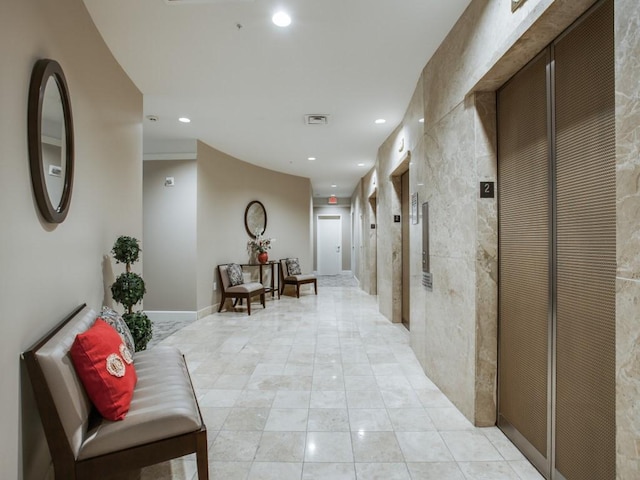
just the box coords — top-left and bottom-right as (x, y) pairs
(70, 318), (137, 421)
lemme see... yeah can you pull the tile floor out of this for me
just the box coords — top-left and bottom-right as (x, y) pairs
(139, 284), (544, 480)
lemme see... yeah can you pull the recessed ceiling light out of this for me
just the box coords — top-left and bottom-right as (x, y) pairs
(419, 118), (424, 123)
(331, 184), (337, 188)
(272, 11), (291, 27)
(178, 117), (191, 123)
(308, 157), (316, 161)
(375, 118), (386, 124)
(330, 194), (336, 197)
(357, 163), (365, 167)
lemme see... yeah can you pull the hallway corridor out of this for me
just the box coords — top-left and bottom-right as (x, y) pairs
(144, 285), (543, 480)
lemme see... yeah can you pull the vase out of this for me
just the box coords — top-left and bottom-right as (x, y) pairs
(257, 252), (269, 264)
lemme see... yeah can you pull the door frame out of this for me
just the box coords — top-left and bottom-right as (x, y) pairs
(316, 214), (342, 275)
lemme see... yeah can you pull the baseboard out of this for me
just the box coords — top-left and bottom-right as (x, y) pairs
(197, 304), (220, 319)
(145, 311), (197, 323)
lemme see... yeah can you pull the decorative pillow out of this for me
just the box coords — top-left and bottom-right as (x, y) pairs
(99, 306), (135, 355)
(286, 258), (302, 276)
(227, 263), (244, 286)
(70, 319), (137, 421)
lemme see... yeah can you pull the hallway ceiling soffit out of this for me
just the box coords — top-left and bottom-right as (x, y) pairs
(82, 0), (471, 198)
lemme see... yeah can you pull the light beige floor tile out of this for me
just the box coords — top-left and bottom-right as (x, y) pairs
(310, 390), (347, 408)
(305, 432), (354, 462)
(247, 462), (302, 480)
(440, 431), (504, 462)
(482, 427), (527, 461)
(308, 408), (350, 431)
(346, 390), (385, 409)
(210, 431), (262, 461)
(264, 408), (309, 431)
(234, 390), (277, 408)
(387, 408), (436, 432)
(344, 375), (378, 391)
(351, 431), (404, 462)
(222, 407), (269, 431)
(355, 462), (411, 480)
(199, 389), (243, 407)
(348, 408), (393, 432)
(426, 407), (476, 431)
(254, 431), (306, 462)
(380, 389), (422, 408)
(457, 461), (521, 479)
(208, 461), (252, 480)
(406, 462), (465, 479)
(302, 462), (356, 480)
(396, 431), (454, 462)
(272, 390), (311, 408)
(508, 460), (545, 480)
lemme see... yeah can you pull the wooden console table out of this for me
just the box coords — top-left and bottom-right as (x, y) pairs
(241, 261), (280, 299)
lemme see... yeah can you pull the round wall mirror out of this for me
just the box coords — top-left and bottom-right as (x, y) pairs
(244, 200), (267, 238)
(28, 59), (74, 223)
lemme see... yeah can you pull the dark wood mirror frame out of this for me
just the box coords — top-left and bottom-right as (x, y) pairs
(28, 59), (74, 224)
(244, 200), (267, 238)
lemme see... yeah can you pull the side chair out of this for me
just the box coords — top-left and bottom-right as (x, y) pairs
(217, 264), (265, 315)
(279, 258), (317, 298)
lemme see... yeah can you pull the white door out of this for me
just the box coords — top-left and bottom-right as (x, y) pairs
(317, 216), (342, 275)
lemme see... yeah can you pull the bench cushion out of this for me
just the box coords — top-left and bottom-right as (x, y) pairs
(78, 345), (203, 460)
(285, 274), (316, 282)
(225, 281), (263, 294)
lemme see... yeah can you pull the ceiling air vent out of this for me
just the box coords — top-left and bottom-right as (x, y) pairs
(305, 114), (329, 125)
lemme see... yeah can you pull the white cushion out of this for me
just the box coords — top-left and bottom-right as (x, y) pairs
(226, 282), (264, 294)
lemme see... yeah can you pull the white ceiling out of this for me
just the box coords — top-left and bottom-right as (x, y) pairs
(82, 0), (471, 198)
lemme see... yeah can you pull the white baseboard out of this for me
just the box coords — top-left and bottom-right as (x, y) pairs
(145, 311), (197, 323)
(197, 304), (221, 319)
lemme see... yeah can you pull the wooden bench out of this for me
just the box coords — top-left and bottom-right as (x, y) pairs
(22, 304), (208, 479)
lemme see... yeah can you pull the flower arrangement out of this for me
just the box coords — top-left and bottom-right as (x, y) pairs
(247, 231), (275, 254)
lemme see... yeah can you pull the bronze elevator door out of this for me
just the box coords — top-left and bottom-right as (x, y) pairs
(497, 1), (615, 478)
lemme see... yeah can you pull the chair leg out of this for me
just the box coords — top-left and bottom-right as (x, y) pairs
(314, 280), (317, 295)
(247, 298), (251, 315)
(218, 294), (225, 312)
(196, 431), (209, 480)
(296, 284), (300, 298)
(261, 293), (265, 308)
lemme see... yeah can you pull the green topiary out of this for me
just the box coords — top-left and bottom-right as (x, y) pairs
(123, 312), (153, 352)
(111, 272), (146, 311)
(111, 236), (141, 267)
(110, 236), (152, 351)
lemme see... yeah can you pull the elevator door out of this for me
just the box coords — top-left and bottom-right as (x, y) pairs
(497, 1), (614, 479)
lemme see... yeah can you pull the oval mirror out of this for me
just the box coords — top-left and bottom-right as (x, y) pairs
(28, 59), (74, 223)
(244, 200), (267, 238)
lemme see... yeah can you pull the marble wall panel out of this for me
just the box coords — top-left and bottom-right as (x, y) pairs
(615, 0), (640, 280)
(616, 278), (640, 479)
(615, 0), (640, 477)
(473, 92), (498, 426)
(423, 255), (477, 419)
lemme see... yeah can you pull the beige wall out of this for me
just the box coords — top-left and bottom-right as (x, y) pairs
(143, 160), (197, 311)
(196, 141), (313, 315)
(356, 0), (639, 476)
(0, 1), (142, 479)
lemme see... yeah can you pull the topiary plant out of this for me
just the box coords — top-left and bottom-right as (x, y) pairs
(110, 236), (152, 351)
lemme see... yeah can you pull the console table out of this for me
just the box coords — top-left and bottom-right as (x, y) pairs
(241, 261), (280, 299)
